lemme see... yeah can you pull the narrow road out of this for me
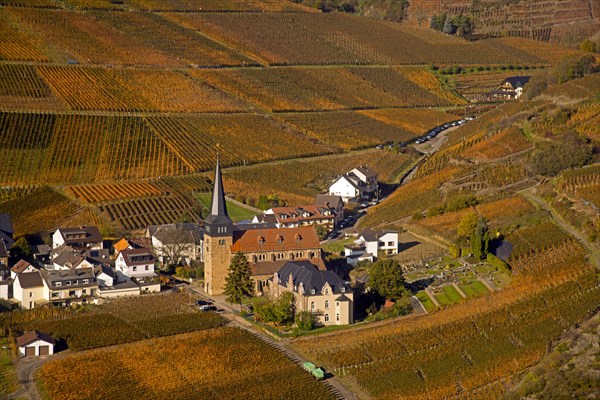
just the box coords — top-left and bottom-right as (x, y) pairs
(6, 356), (49, 400)
(188, 286), (361, 400)
(519, 187), (600, 268)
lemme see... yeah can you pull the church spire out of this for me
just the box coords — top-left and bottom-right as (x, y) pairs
(209, 154), (229, 218)
(204, 154), (233, 236)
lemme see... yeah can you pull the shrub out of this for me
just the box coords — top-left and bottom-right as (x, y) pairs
(295, 311), (316, 331)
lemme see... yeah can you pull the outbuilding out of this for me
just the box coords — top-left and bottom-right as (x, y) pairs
(16, 330), (55, 357)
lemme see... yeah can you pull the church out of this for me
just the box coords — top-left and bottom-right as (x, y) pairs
(203, 158), (325, 296)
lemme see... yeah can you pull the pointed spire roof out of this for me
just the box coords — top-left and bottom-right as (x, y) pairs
(205, 155), (233, 227)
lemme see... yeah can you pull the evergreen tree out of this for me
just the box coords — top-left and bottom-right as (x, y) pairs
(471, 217), (489, 259)
(224, 252), (254, 311)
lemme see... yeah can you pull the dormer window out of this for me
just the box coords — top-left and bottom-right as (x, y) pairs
(341, 287), (345, 293)
(56, 282), (61, 287)
(276, 235), (283, 243)
(295, 234), (302, 242)
(310, 289), (315, 294)
(258, 236), (265, 244)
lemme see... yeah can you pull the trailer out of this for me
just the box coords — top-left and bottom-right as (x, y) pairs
(302, 361), (325, 380)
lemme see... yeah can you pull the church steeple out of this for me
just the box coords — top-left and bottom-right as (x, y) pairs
(204, 155), (233, 237)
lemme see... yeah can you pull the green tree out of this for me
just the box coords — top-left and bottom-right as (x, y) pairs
(224, 252), (254, 311)
(457, 212), (478, 238)
(11, 237), (32, 261)
(368, 259), (408, 300)
(295, 310), (316, 330)
(273, 291), (295, 325)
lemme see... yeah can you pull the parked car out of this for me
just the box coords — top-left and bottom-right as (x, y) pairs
(195, 299), (213, 306)
(199, 305), (217, 312)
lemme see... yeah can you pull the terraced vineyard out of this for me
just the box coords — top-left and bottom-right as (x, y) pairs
(292, 244), (600, 399)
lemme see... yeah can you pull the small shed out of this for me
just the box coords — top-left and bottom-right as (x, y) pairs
(16, 330), (55, 357)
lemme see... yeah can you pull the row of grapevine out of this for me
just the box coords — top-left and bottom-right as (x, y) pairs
(174, 12), (552, 66)
(99, 195), (200, 230)
(39, 327), (335, 400)
(3, 293), (224, 351)
(193, 66), (464, 113)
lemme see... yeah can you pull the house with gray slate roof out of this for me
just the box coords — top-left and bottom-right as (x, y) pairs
(271, 260), (353, 325)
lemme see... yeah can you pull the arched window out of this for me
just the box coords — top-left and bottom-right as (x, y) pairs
(324, 314), (329, 322)
(325, 300), (329, 309)
(336, 313), (340, 322)
(311, 302), (315, 310)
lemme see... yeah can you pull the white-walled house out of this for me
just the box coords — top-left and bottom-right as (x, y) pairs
(17, 331), (55, 357)
(328, 175), (363, 203)
(115, 248), (160, 293)
(343, 244), (374, 266)
(13, 271), (46, 309)
(52, 226), (103, 251)
(356, 229), (399, 257)
(116, 248), (156, 279)
(328, 166), (378, 203)
(95, 265), (140, 299)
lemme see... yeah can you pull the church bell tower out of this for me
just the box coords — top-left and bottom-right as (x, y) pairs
(203, 156), (234, 295)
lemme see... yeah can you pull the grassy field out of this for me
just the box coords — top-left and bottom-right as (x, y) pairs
(415, 291), (437, 313)
(0, 337), (18, 396)
(434, 285), (463, 306)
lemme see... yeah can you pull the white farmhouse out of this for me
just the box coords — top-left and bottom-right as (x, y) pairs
(115, 248), (160, 293)
(328, 166), (378, 203)
(356, 229), (399, 257)
(17, 331), (55, 357)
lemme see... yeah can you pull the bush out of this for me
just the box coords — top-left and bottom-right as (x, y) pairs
(295, 311), (316, 331)
(486, 253), (510, 273)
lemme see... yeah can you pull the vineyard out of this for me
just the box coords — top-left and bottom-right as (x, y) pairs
(0, 186), (80, 236)
(193, 66), (460, 112)
(277, 111), (416, 150)
(38, 327), (335, 400)
(460, 127), (533, 161)
(172, 12), (555, 66)
(0, 293), (224, 351)
(291, 243), (600, 399)
(361, 166), (464, 227)
(223, 149), (416, 205)
(359, 108), (460, 135)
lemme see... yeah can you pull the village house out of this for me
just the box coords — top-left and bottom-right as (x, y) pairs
(343, 243), (375, 267)
(52, 226), (103, 251)
(328, 166), (378, 203)
(487, 76), (531, 100)
(315, 194), (344, 224)
(41, 267), (98, 307)
(115, 248), (160, 293)
(13, 270), (45, 309)
(17, 331), (55, 357)
(253, 205), (336, 231)
(95, 265), (140, 299)
(357, 229), (399, 256)
(147, 223), (204, 265)
(271, 260), (354, 325)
